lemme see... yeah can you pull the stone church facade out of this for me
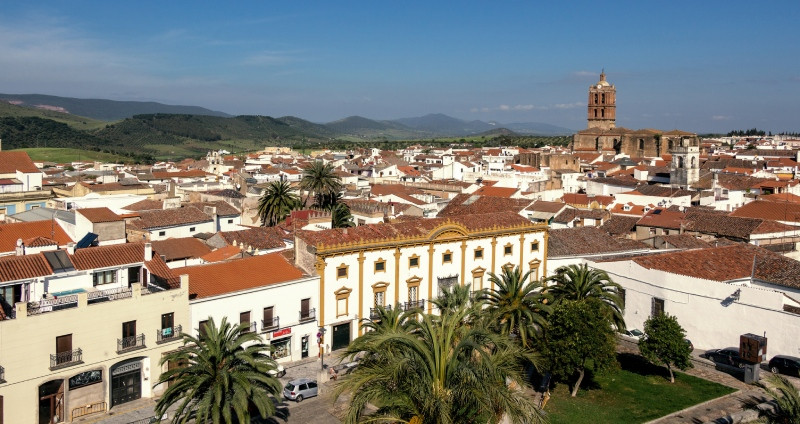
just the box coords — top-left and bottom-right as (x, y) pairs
(572, 72), (700, 160)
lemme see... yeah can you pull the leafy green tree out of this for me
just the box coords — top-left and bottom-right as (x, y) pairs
(480, 266), (551, 349)
(546, 263), (626, 331)
(257, 179), (300, 226)
(543, 299), (618, 397)
(299, 161), (342, 208)
(639, 313), (693, 383)
(757, 374), (800, 423)
(335, 307), (544, 424)
(154, 317), (283, 423)
(331, 202), (355, 228)
(431, 283), (475, 316)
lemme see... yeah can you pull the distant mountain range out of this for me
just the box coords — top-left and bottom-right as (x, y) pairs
(0, 93), (574, 161)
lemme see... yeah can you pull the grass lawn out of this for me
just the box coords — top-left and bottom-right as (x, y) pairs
(14, 148), (130, 164)
(544, 354), (737, 424)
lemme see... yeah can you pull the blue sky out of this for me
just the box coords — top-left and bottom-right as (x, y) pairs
(0, 1), (798, 133)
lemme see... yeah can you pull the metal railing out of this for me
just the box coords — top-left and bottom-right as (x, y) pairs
(156, 325), (182, 343)
(262, 317), (280, 332)
(403, 299), (426, 311)
(141, 284), (167, 296)
(51, 348), (83, 369)
(241, 321), (258, 333)
(71, 401), (106, 421)
(28, 295), (79, 315)
(299, 308), (316, 323)
(117, 334), (145, 353)
(369, 305), (392, 320)
(126, 416), (163, 424)
(88, 286), (132, 304)
(0, 365), (4, 383)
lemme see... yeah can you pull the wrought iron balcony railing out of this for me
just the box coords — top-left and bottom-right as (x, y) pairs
(50, 348), (83, 370)
(117, 334), (146, 353)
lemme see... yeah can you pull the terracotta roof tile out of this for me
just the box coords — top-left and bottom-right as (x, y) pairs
(76, 207), (122, 223)
(0, 220), (73, 253)
(186, 201), (241, 216)
(129, 206), (212, 230)
(636, 208), (685, 229)
(182, 253), (305, 299)
(124, 199), (165, 211)
(23, 236), (58, 247)
(219, 226), (287, 250)
(654, 234), (713, 249)
(0, 151), (40, 174)
(145, 254), (181, 288)
(151, 237), (213, 261)
(0, 254), (53, 282)
(438, 194), (531, 217)
(69, 243), (147, 270)
(298, 211), (531, 248)
(730, 200), (800, 223)
(601, 216), (640, 235)
(201, 245), (244, 263)
(548, 227), (649, 257)
(630, 244), (800, 289)
(473, 186), (519, 197)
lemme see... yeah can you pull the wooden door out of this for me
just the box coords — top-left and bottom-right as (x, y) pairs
(54, 383), (64, 423)
(300, 298), (310, 318)
(122, 321), (136, 339)
(56, 334), (72, 364)
(263, 307), (274, 327)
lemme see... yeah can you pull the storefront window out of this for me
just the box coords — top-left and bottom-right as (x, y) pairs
(272, 337), (292, 360)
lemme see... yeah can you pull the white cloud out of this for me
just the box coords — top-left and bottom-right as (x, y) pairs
(712, 115), (732, 121)
(470, 102), (583, 113)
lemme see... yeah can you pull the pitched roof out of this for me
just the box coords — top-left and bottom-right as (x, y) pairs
(298, 211), (532, 248)
(186, 201), (241, 216)
(129, 206), (212, 230)
(0, 254), (53, 282)
(552, 208), (609, 224)
(151, 237), (213, 261)
(69, 243), (147, 270)
(76, 207), (122, 223)
(548, 227), (649, 257)
(0, 220), (73, 253)
(124, 199), (165, 211)
(653, 234), (713, 249)
(730, 200), (800, 223)
(0, 151), (40, 174)
(472, 186), (519, 197)
(218, 226), (287, 250)
(437, 194), (532, 217)
(636, 208), (685, 229)
(182, 253), (306, 299)
(600, 215), (640, 236)
(200, 245), (244, 263)
(630, 244), (800, 289)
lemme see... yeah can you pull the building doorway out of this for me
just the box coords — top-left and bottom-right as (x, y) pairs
(332, 323), (351, 351)
(38, 379), (64, 424)
(110, 361), (142, 407)
(301, 336), (309, 359)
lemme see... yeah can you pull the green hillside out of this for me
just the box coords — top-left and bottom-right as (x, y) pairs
(14, 148), (131, 164)
(0, 102), (108, 130)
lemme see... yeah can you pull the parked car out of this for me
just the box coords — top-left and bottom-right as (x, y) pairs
(268, 363), (286, 378)
(283, 378), (318, 402)
(685, 339), (694, 352)
(768, 355), (800, 377)
(702, 347), (745, 368)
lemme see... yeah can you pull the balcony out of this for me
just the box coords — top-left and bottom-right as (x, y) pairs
(87, 286), (132, 304)
(50, 348), (83, 370)
(369, 305), (392, 320)
(299, 308), (316, 323)
(241, 321), (258, 334)
(27, 295), (79, 316)
(156, 325), (182, 344)
(117, 334), (146, 353)
(262, 317), (280, 332)
(403, 299), (426, 311)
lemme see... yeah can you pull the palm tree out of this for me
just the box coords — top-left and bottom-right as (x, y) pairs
(331, 203), (355, 228)
(546, 263), (626, 331)
(334, 307), (545, 424)
(154, 317), (283, 424)
(757, 374), (800, 423)
(431, 283), (474, 316)
(299, 161), (342, 208)
(480, 266), (552, 349)
(257, 179), (300, 226)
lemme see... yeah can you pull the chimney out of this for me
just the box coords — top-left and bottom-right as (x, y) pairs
(144, 242), (153, 261)
(15, 239), (24, 256)
(67, 242), (75, 255)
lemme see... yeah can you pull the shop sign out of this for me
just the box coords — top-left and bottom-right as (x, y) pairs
(273, 327), (291, 338)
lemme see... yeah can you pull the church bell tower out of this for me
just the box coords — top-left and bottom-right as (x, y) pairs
(587, 71), (616, 130)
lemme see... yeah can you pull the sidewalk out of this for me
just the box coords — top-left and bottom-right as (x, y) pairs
(85, 353), (348, 423)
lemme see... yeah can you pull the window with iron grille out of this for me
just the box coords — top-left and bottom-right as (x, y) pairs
(374, 291), (384, 307)
(651, 297), (665, 317)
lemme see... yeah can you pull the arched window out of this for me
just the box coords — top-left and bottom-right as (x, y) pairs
(678, 157), (684, 168)
(594, 93), (598, 104)
(601, 93), (606, 104)
(691, 156), (696, 168)
(594, 109), (598, 118)
(601, 109), (605, 118)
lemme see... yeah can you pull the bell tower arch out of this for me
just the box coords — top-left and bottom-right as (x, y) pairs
(587, 71), (616, 130)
